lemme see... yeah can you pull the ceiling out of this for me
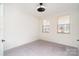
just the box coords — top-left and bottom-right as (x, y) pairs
(5, 3), (79, 19)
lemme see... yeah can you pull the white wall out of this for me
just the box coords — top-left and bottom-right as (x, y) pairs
(0, 4), (4, 56)
(39, 11), (79, 47)
(4, 4), (40, 50)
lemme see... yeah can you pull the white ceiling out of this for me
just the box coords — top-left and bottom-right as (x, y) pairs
(5, 3), (79, 19)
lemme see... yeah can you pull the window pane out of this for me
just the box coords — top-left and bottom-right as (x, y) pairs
(57, 16), (70, 33)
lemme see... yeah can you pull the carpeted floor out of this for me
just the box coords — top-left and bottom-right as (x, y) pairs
(4, 40), (78, 56)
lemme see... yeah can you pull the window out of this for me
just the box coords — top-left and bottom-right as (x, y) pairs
(42, 20), (50, 33)
(57, 16), (70, 34)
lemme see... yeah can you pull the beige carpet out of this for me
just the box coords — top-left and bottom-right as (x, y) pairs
(4, 40), (78, 56)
